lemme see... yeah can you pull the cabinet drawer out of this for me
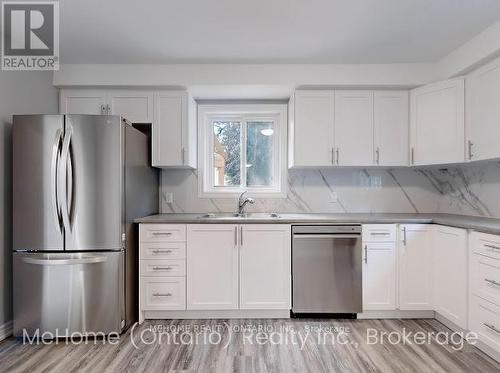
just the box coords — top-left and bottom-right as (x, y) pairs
(140, 242), (186, 260)
(140, 224), (186, 242)
(362, 224), (396, 242)
(470, 296), (500, 351)
(472, 253), (500, 304)
(471, 231), (500, 260)
(141, 277), (186, 310)
(140, 259), (186, 277)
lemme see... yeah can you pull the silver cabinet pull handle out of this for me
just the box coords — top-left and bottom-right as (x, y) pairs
(485, 278), (500, 287)
(483, 323), (500, 334)
(375, 148), (380, 165)
(330, 148), (335, 164)
(153, 292), (172, 297)
(336, 148), (339, 165)
(240, 226), (243, 246)
(402, 227), (407, 246)
(100, 104), (106, 114)
(370, 232), (390, 236)
(234, 226), (238, 247)
(181, 147), (186, 164)
(107, 104), (111, 115)
(152, 266), (172, 271)
(468, 140), (473, 160)
(152, 232), (172, 236)
(364, 245), (368, 264)
(410, 148), (415, 165)
(484, 244), (500, 251)
(152, 249), (173, 254)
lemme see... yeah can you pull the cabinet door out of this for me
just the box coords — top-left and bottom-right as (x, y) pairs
(108, 90), (153, 123)
(374, 91), (409, 166)
(466, 56), (500, 161)
(433, 225), (467, 328)
(334, 91), (374, 166)
(362, 242), (396, 310)
(59, 89), (106, 114)
(399, 224), (433, 310)
(291, 90), (335, 167)
(153, 91), (196, 168)
(239, 225), (291, 310)
(410, 78), (465, 165)
(187, 225), (238, 310)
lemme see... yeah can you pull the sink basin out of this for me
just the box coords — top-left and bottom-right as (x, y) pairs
(197, 212), (281, 219)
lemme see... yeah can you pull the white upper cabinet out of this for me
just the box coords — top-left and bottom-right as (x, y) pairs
(374, 91), (409, 166)
(60, 89), (153, 123)
(466, 56), (500, 162)
(153, 91), (197, 168)
(59, 89), (107, 115)
(290, 89), (409, 168)
(399, 224), (433, 310)
(334, 91), (374, 166)
(409, 78), (465, 166)
(433, 225), (467, 329)
(108, 90), (153, 123)
(290, 90), (335, 167)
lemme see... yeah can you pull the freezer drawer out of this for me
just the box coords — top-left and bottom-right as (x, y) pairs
(13, 251), (124, 337)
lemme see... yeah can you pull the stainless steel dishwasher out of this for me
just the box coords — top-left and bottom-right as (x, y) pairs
(292, 225), (362, 316)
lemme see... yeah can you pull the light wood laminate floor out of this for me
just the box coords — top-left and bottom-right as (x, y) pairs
(0, 318), (499, 373)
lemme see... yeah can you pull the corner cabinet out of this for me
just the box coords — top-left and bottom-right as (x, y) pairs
(152, 91), (197, 168)
(433, 225), (467, 329)
(399, 224), (433, 310)
(466, 56), (500, 162)
(409, 78), (465, 166)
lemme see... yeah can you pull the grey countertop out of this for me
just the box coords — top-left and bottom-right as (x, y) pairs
(135, 213), (500, 235)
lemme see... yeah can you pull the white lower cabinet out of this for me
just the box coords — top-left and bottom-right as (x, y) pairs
(362, 242), (397, 310)
(239, 225), (291, 310)
(433, 225), (468, 329)
(362, 225), (397, 310)
(187, 224), (239, 310)
(399, 224), (433, 310)
(469, 231), (500, 353)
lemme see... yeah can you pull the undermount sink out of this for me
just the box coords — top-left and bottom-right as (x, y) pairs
(197, 212), (281, 219)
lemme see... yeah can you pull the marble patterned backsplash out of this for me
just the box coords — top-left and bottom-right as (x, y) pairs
(160, 162), (500, 218)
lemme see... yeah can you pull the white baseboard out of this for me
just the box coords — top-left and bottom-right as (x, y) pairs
(358, 310), (435, 319)
(0, 321), (13, 341)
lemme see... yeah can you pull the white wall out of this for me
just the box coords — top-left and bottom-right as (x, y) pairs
(0, 71), (58, 327)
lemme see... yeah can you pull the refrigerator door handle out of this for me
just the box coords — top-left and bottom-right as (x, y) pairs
(22, 254), (108, 266)
(51, 129), (63, 234)
(60, 123), (73, 232)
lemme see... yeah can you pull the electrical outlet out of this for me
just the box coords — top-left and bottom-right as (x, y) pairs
(165, 192), (173, 204)
(329, 192), (338, 203)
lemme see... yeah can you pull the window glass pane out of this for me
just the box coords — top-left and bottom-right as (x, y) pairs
(246, 121), (274, 187)
(213, 121), (241, 186)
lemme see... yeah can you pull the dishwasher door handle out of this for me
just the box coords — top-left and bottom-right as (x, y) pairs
(293, 234), (361, 239)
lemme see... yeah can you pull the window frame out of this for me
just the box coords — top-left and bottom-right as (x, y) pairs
(198, 104), (287, 198)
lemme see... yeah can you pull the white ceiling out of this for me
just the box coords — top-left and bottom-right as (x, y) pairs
(60, 0), (500, 64)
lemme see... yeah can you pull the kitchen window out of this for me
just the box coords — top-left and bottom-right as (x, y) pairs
(198, 104), (287, 197)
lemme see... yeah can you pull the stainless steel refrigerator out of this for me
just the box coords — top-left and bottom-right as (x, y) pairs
(12, 114), (158, 337)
